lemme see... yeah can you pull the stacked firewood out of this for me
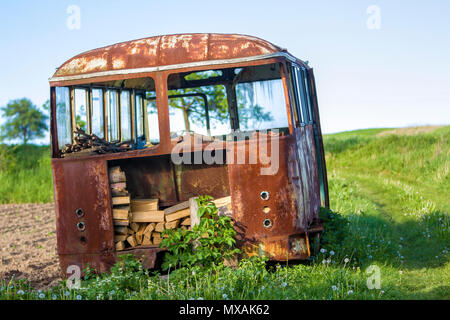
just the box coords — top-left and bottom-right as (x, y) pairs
(114, 198), (192, 251)
(61, 127), (131, 158)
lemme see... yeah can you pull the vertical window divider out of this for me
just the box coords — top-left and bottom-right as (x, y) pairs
(86, 86), (92, 134)
(143, 95), (150, 144)
(69, 86), (75, 141)
(103, 88), (108, 141)
(130, 90), (135, 142)
(117, 90), (121, 141)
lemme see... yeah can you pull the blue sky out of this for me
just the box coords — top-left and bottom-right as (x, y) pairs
(0, 0), (449, 142)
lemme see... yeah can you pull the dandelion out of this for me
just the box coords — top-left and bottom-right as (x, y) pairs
(76, 295), (82, 300)
(331, 285), (338, 291)
(322, 259), (326, 264)
(64, 291), (70, 297)
(261, 286), (265, 290)
(399, 270), (403, 275)
(281, 282), (287, 288)
(344, 258), (349, 263)
(330, 251), (335, 256)
(320, 248), (327, 254)
(222, 293), (228, 299)
(197, 297), (204, 300)
(52, 294), (57, 300)
(17, 290), (25, 296)
(347, 290), (354, 295)
(110, 290), (115, 295)
(39, 293), (45, 299)
(188, 298), (195, 300)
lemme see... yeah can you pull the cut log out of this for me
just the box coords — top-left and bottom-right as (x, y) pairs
(131, 211), (165, 223)
(163, 201), (189, 215)
(111, 189), (129, 197)
(127, 227), (134, 234)
(135, 233), (143, 245)
(165, 220), (180, 229)
(165, 208), (190, 222)
(214, 196), (233, 218)
(130, 222), (140, 233)
(115, 241), (125, 251)
(143, 223), (155, 235)
(189, 197), (200, 227)
(114, 226), (128, 235)
(181, 217), (191, 226)
(112, 196), (130, 206)
(114, 235), (127, 242)
(112, 206), (130, 220)
(109, 171), (126, 183)
(126, 235), (137, 247)
(110, 182), (127, 189)
(142, 236), (152, 246)
(154, 222), (165, 233)
(131, 199), (159, 211)
(113, 219), (129, 227)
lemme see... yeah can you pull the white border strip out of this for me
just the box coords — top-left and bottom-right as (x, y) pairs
(49, 52), (298, 83)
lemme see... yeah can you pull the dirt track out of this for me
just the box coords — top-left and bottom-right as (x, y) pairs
(0, 203), (61, 289)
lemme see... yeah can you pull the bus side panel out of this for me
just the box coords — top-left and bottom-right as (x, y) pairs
(52, 158), (116, 275)
(294, 126), (321, 227)
(227, 134), (310, 260)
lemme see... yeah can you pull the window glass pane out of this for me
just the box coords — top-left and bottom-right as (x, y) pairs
(91, 89), (104, 138)
(302, 69), (313, 122)
(55, 87), (72, 149)
(236, 79), (288, 131)
(291, 67), (303, 124)
(107, 90), (119, 141)
(135, 94), (144, 139)
(120, 91), (132, 141)
(146, 88), (159, 145)
(294, 67), (311, 124)
(167, 76), (230, 138)
(74, 89), (87, 132)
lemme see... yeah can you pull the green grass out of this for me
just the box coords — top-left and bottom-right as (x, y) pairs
(0, 126), (449, 299)
(0, 144), (53, 203)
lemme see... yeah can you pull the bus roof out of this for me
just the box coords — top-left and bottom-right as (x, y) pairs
(49, 33), (299, 84)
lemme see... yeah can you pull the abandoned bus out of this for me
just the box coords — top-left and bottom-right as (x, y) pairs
(49, 33), (329, 274)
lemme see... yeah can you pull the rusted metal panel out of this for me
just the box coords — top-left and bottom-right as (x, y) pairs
(51, 34), (283, 80)
(52, 158), (114, 255)
(174, 161), (230, 202)
(294, 126), (321, 227)
(228, 134), (310, 260)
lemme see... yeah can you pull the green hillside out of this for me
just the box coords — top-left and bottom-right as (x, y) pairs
(0, 126), (448, 299)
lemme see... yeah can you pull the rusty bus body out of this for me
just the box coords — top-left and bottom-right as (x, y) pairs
(49, 33), (329, 274)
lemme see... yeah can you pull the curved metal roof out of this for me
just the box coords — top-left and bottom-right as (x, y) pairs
(50, 33), (298, 83)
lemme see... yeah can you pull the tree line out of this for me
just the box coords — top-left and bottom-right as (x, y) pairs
(0, 98), (49, 145)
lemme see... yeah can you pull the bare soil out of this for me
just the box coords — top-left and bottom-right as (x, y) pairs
(0, 203), (61, 290)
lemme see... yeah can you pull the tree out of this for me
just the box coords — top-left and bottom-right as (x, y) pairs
(0, 98), (48, 145)
(153, 70), (273, 134)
